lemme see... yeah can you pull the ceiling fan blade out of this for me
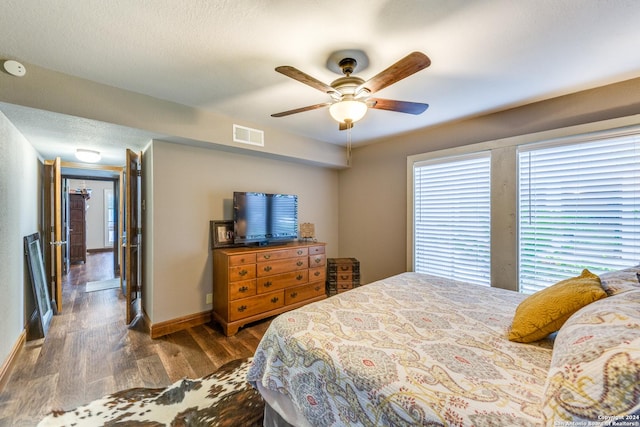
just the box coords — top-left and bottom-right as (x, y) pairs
(369, 98), (429, 115)
(356, 52), (431, 95)
(271, 102), (332, 118)
(275, 66), (338, 95)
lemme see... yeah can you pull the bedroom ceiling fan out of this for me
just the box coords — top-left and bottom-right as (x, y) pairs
(271, 50), (431, 130)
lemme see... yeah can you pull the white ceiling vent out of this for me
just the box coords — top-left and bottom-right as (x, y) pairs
(233, 124), (264, 147)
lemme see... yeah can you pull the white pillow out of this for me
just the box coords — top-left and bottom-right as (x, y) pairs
(598, 266), (640, 296)
(542, 290), (640, 424)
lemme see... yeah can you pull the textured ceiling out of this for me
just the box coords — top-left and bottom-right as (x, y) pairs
(1, 0), (640, 165)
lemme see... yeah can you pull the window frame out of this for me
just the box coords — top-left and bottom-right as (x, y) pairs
(104, 188), (115, 247)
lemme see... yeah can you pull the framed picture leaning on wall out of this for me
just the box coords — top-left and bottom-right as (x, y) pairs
(24, 232), (54, 337)
(210, 220), (235, 249)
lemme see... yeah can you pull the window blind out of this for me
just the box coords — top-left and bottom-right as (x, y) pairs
(518, 135), (640, 294)
(414, 152), (491, 286)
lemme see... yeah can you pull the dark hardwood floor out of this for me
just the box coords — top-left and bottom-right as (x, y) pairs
(0, 252), (271, 426)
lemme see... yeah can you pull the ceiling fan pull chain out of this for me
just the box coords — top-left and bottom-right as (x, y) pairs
(347, 126), (352, 166)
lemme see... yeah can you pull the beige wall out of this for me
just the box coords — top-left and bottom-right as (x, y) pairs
(341, 77), (640, 284)
(144, 140), (339, 324)
(0, 112), (41, 366)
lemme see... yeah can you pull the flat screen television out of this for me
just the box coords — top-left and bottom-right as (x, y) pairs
(233, 192), (298, 245)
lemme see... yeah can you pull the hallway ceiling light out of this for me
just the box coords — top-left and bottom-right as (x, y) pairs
(75, 149), (101, 163)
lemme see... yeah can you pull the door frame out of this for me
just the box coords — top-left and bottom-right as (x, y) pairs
(63, 174), (122, 276)
(124, 149), (142, 324)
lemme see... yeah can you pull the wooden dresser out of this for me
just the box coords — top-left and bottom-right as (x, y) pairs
(212, 241), (326, 336)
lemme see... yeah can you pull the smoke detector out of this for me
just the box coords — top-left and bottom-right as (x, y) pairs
(3, 60), (26, 77)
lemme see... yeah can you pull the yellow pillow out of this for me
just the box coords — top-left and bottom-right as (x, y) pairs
(508, 269), (606, 343)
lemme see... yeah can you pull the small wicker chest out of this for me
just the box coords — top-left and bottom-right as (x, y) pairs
(326, 258), (360, 296)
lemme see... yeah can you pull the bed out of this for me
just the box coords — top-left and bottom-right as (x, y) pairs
(247, 271), (640, 426)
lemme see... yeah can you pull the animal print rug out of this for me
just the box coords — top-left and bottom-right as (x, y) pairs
(38, 357), (264, 426)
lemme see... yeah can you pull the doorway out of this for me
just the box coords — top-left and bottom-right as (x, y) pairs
(44, 161), (124, 314)
(44, 156), (142, 325)
(63, 177), (120, 290)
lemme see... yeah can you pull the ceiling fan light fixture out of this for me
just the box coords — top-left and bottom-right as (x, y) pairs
(329, 100), (368, 124)
(75, 148), (101, 163)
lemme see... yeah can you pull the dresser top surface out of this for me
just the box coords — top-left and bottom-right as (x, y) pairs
(215, 241), (325, 255)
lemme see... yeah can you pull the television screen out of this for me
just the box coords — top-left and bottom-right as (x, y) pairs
(233, 192), (298, 245)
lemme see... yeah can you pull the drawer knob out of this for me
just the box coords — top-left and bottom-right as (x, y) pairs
(263, 254), (271, 259)
(340, 266), (349, 271)
(296, 274), (303, 281)
(314, 257), (322, 264)
(264, 266), (272, 272)
(297, 250), (303, 255)
(239, 269), (248, 276)
(238, 305), (247, 312)
(240, 258), (245, 263)
(341, 275), (349, 280)
(315, 286), (321, 291)
(239, 286), (248, 293)
(271, 297), (279, 304)
(264, 281), (272, 288)
(296, 261), (303, 267)
(314, 271), (320, 277)
(290, 292), (298, 298)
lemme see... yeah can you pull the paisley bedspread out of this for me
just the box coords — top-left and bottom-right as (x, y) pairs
(247, 272), (554, 426)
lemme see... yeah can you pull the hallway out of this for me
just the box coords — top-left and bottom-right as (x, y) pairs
(0, 251), (268, 426)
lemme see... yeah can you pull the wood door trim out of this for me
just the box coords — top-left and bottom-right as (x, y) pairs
(59, 161), (123, 172)
(125, 149), (141, 324)
(53, 157), (62, 313)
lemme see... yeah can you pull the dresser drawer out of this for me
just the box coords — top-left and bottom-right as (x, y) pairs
(257, 247), (308, 262)
(229, 253), (256, 266)
(309, 253), (326, 268)
(309, 245), (325, 255)
(309, 266), (326, 282)
(335, 271), (355, 283)
(285, 282), (325, 305)
(229, 279), (256, 300)
(337, 282), (354, 293)
(229, 264), (256, 282)
(336, 263), (355, 273)
(328, 258), (359, 270)
(257, 270), (308, 293)
(258, 257), (308, 277)
(229, 291), (284, 321)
